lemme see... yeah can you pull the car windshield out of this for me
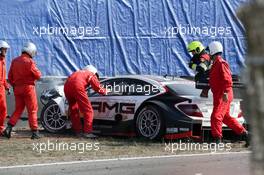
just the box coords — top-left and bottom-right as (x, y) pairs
(166, 83), (207, 96)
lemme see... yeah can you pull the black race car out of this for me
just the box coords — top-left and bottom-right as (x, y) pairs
(40, 75), (245, 140)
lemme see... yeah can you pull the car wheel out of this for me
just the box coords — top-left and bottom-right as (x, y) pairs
(40, 101), (67, 133)
(136, 105), (164, 140)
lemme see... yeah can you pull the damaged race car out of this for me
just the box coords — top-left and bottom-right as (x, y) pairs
(39, 75), (245, 140)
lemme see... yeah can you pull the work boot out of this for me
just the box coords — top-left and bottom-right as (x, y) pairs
(3, 124), (13, 139)
(241, 131), (250, 147)
(75, 132), (82, 138)
(213, 137), (222, 144)
(31, 130), (42, 139)
(82, 133), (97, 139)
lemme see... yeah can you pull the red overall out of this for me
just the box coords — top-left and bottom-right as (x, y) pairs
(0, 56), (9, 133)
(209, 55), (245, 138)
(8, 53), (41, 130)
(64, 70), (106, 134)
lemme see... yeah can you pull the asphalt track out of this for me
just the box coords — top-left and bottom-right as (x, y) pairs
(0, 152), (250, 175)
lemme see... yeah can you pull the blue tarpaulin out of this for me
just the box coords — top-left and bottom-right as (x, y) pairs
(0, 0), (249, 76)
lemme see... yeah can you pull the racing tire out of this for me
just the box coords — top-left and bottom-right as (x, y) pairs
(136, 105), (164, 140)
(40, 101), (67, 133)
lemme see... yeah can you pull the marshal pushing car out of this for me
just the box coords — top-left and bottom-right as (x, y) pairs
(39, 75), (245, 140)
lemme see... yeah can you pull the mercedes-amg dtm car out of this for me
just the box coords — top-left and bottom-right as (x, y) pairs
(40, 75), (245, 140)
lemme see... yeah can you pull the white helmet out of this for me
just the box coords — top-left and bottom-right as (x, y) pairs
(0, 40), (10, 49)
(83, 65), (98, 74)
(208, 41), (223, 55)
(22, 42), (37, 57)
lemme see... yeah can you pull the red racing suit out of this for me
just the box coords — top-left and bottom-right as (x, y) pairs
(0, 56), (9, 133)
(8, 53), (41, 131)
(209, 55), (245, 138)
(64, 70), (107, 134)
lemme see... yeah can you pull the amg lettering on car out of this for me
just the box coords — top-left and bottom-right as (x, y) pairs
(92, 102), (136, 114)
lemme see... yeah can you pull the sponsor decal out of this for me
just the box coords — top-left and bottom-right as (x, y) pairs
(166, 128), (178, 134)
(179, 128), (190, 132)
(92, 102), (136, 114)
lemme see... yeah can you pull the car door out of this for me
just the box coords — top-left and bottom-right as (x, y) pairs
(87, 77), (161, 121)
(88, 78), (136, 121)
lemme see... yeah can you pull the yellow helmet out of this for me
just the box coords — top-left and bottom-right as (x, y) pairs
(187, 41), (205, 54)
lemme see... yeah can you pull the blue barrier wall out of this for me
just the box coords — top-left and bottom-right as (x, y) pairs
(0, 0), (249, 76)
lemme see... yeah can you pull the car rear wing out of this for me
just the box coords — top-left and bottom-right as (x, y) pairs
(165, 75), (245, 89)
(194, 75), (245, 89)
